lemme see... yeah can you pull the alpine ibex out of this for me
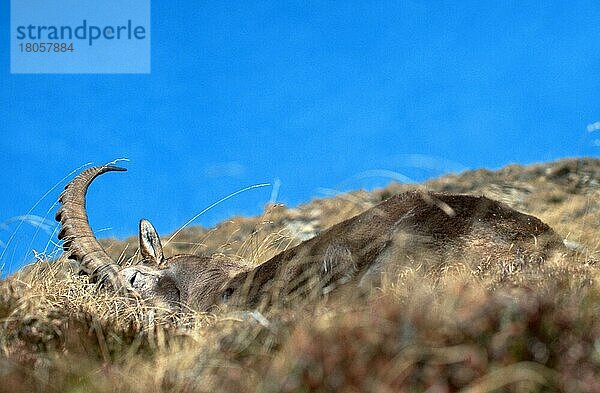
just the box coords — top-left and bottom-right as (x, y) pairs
(56, 165), (566, 312)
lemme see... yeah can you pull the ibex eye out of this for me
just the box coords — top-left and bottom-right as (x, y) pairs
(222, 287), (235, 302)
(129, 271), (138, 286)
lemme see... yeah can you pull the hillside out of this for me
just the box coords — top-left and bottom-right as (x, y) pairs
(1, 157), (600, 392)
(102, 157), (600, 266)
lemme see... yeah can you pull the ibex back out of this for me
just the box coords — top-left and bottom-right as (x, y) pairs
(56, 166), (566, 312)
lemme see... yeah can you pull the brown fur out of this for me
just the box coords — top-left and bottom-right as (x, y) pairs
(57, 166), (567, 312)
(218, 191), (565, 309)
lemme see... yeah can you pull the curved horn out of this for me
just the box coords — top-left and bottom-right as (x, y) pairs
(55, 165), (126, 289)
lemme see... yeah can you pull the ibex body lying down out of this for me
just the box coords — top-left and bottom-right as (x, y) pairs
(56, 166), (566, 312)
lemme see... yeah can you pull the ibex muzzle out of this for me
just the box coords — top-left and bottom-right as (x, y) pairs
(57, 165), (566, 312)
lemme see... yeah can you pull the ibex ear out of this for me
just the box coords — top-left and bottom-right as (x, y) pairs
(139, 219), (165, 268)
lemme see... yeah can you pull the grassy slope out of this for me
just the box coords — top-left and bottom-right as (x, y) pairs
(1, 157), (600, 392)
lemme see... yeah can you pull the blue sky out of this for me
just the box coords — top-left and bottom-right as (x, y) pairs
(1, 2), (599, 274)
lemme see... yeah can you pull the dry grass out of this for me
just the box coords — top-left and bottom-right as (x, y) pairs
(2, 158), (600, 392)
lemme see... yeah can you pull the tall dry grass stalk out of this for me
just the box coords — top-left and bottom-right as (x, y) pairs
(2, 158), (600, 392)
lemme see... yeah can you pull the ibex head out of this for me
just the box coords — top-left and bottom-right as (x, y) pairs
(56, 166), (244, 312)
